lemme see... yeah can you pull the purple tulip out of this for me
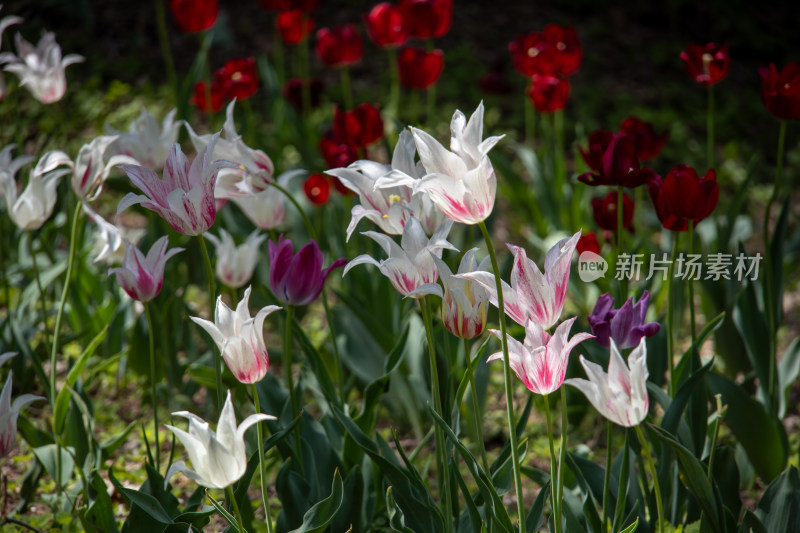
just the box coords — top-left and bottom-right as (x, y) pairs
(587, 291), (660, 349)
(268, 235), (346, 306)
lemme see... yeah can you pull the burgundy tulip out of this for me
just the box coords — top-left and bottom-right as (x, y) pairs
(591, 191), (634, 232)
(399, 0), (452, 39)
(759, 62), (800, 121)
(303, 173), (331, 205)
(578, 132), (657, 188)
(618, 116), (668, 161)
(315, 24), (363, 68)
(398, 47), (444, 89)
(648, 164), (718, 231)
(576, 232), (601, 256)
(268, 235), (346, 306)
(216, 58), (258, 101)
(319, 134), (358, 169)
(192, 80), (225, 112)
(680, 43), (729, 87)
(542, 24), (582, 76)
(527, 73), (570, 112)
(277, 9), (313, 44)
(333, 103), (384, 149)
(509, 25), (581, 77)
(169, 0), (218, 33)
(365, 2), (407, 48)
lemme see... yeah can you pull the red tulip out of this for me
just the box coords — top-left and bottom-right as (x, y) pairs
(578, 132), (657, 188)
(399, 0), (452, 39)
(169, 0), (218, 33)
(759, 62), (800, 121)
(576, 232), (601, 256)
(542, 24), (582, 76)
(398, 47), (444, 89)
(527, 73), (570, 113)
(304, 173), (331, 205)
(216, 58), (258, 100)
(319, 136), (358, 169)
(282, 77), (323, 110)
(365, 2), (407, 48)
(277, 9), (313, 44)
(618, 116), (668, 161)
(333, 103), (384, 149)
(509, 24), (581, 77)
(680, 43), (729, 87)
(648, 164), (718, 232)
(591, 191), (634, 232)
(315, 24), (363, 68)
(192, 80), (225, 112)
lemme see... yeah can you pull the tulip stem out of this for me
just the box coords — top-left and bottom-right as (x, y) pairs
(478, 221), (525, 532)
(707, 85), (715, 170)
(154, 0), (178, 106)
(270, 181), (315, 239)
(524, 92), (535, 145)
(340, 67), (354, 110)
(387, 48), (400, 120)
(29, 236), (49, 357)
(464, 337), (490, 473)
(687, 221), (698, 358)
(558, 387), (568, 531)
(601, 420), (612, 532)
(197, 235), (223, 411)
(409, 90), (420, 128)
(144, 302), (160, 470)
(543, 393), (562, 533)
(273, 15), (285, 86)
(225, 485), (247, 533)
(284, 305), (298, 417)
(634, 424), (664, 533)
(251, 384), (274, 533)
(666, 232), (680, 397)
(707, 394), (724, 482)
(322, 290), (345, 405)
(612, 430), (631, 531)
(421, 296), (453, 533)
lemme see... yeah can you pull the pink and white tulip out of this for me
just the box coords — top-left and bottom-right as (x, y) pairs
(0, 32), (83, 103)
(109, 236), (183, 302)
(1, 352), (45, 457)
(344, 217), (456, 297)
(106, 107), (184, 170)
(461, 231), (581, 330)
(0, 6), (22, 99)
(231, 170), (300, 230)
(488, 317), (593, 395)
(190, 287), (281, 384)
(117, 133), (236, 235)
(1, 148), (70, 231)
(565, 338), (650, 427)
(205, 229), (265, 289)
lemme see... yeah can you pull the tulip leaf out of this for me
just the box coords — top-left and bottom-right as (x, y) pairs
(768, 197), (789, 330)
(620, 517), (640, 533)
(386, 486), (416, 533)
(206, 491), (239, 531)
(732, 280), (772, 410)
(525, 482), (550, 533)
(79, 473), (119, 533)
(738, 509), (767, 533)
(53, 326), (107, 435)
(661, 357), (714, 440)
(120, 487), (175, 525)
(32, 444), (74, 490)
(756, 465), (800, 533)
(777, 337), (800, 418)
(451, 460), (484, 533)
(291, 319), (341, 409)
(288, 469), (344, 533)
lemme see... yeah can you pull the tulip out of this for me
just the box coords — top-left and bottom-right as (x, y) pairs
(169, 0), (218, 33)
(186, 101), (275, 198)
(680, 42), (729, 87)
(303, 173), (331, 205)
(759, 62), (800, 121)
(268, 235), (346, 306)
(328, 130), (445, 240)
(345, 217), (455, 297)
(205, 229), (265, 289)
(405, 102), (504, 225)
(488, 317), (593, 395)
(215, 57), (258, 101)
(576, 232), (600, 256)
(509, 25), (581, 78)
(509, 32), (548, 77)
(461, 231), (580, 330)
(0, 143), (34, 192)
(333, 103), (384, 149)
(591, 190), (634, 232)
(84, 202), (145, 264)
(190, 287), (280, 383)
(618, 116), (667, 161)
(588, 291), (660, 350)
(277, 9), (313, 45)
(0, 7), (22, 99)
(315, 24), (363, 68)
(565, 338), (650, 427)
(106, 107), (184, 170)
(117, 134), (237, 235)
(541, 24), (582, 76)
(192, 79), (225, 112)
(648, 164), (718, 232)
(0, 352), (45, 458)
(319, 134), (357, 169)
(578, 131), (657, 188)
(398, 47), (444, 89)
(527, 73), (570, 113)
(2, 151), (70, 231)
(283, 77), (323, 110)
(232, 170), (298, 230)
(399, 0), (452, 39)
(165, 390), (275, 489)
(365, 3), (407, 48)
(1, 32), (83, 104)
(109, 236), (183, 302)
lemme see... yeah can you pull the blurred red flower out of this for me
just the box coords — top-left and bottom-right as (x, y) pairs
(591, 191), (634, 232)
(365, 2), (407, 48)
(759, 62), (800, 121)
(399, 0), (452, 39)
(576, 232), (601, 255)
(680, 43), (729, 87)
(304, 173), (331, 205)
(648, 164), (718, 232)
(578, 131), (657, 188)
(282, 77), (323, 110)
(509, 24), (581, 77)
(333, 103), (384, 148)
(398, 47), (444, 89)
(315, 24), (363, 68)
(319, 135), (358, 169)
(618, 116), (668, 161)
(216, 58), (258, 100)
(169, 0), (218, 33)
(192, 80), (224, 112)
(277, 9), (313, 44)
(527, 73), (569, 112)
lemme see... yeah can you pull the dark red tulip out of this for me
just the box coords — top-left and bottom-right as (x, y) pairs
(282, 78), (323, 110)
(399, 0), (452, 39)
(192, 80), (224, 112)
(509, 32), (548, 77)
(365, 3), (407, 48)
(277, 9), (313, 44)
(333, 104), (384, 148)
(527, 73), (570, 112)
(216, 58), (258, 100)
(576, 232), (601, 256)
(680, 43), (729, 87)
(319, 135), (358, 169)
(304, 173), (331, 205)
(315, 24), (363, 68)
(618, 116), (668, 161)
(509, 25), (581, 77)
(578, 132), (657, 188)
(398, 47), (444, 89)
(759, 63), (800, 121)
(591, 191), (634, 232)
(648, 164), (718, 232)
(169, 0), (218, 33)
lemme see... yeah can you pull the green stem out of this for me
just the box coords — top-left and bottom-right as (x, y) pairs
(154, 0), (178, 105)
(464, 337), (489, 473)
(252, 384), (274, 533)
(226, 485), (247, 533)
(144, 303), (160, 470)
(707, 394), (723, 481)
(284, 305), (297, 417)
(543, 393), (562, 533)
(197, 236), (223, 411)
(707, 85), (714, 170)
(558, 387), (568, 532)
(409, 90), (420, 128)
(340, 67), (354, 110)
(612, 430), (630, 531)
(478, 221), (525, 532)
(666, 232), (680, 397)
(601, 420), (612, 532)
(688, 221), (697, 358)
(387, 48), (400, 120)
(321, 290), (345, 405)
(554, 111), (567, 224)
(29, 236), (49, 356)
(421, 297), (452, 533)
(271, 181), (315, 239)
(524, 92), (535, 145)
(634, 425), (664, 533)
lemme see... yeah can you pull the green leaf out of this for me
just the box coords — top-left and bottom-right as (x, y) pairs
(756, 465), (800, 532)
(732, 281), (772, 410)
(525, 483), (550, 533)
(738, 509), (767, 533)
(120, 487), (174, 525)
(32, 444), (74, 489)
(54, 326), (108, 435)
(292, 319), (342, 409)
(769, 198), (790, 330)
(777, 338), (800, 418)
(619, 517), (639, 533)
(207, 491), (239, 531)
(386, 486), (415, 533)
(661, 358), (714, 449)
(288, 469), (344, 533)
